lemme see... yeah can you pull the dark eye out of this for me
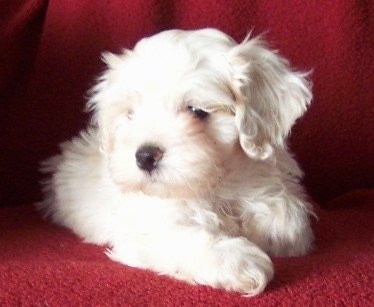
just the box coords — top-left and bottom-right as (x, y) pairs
(187, 106), (209, 119)
(127, 109), (134, 120)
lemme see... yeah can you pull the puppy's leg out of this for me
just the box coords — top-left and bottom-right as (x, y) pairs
(240, 191), (314, 257)
(107, 229), (273, 296)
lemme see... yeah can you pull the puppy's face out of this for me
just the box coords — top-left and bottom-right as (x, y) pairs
(88, 29), (312, 198)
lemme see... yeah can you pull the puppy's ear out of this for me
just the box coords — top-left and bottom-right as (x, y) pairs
(228, 37), (312, 160)
(86, 51), (129, 152)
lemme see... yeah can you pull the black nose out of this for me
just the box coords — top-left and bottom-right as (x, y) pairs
(135, 145), (164, 172)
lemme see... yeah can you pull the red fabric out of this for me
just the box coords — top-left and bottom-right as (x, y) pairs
(0, 0), (48, 206)
(1, 191), (373, 305)
(1, 0), (373, 305)
(0, 0), (47, 95)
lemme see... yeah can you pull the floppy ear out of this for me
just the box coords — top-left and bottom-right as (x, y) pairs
(227, 37), (312, 160)
(85, 51), (130, 152)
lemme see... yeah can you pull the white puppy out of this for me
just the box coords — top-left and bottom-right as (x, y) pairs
(38, 29), (314, 296)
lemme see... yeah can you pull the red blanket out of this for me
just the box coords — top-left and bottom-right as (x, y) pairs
(1, 193), (373, 305)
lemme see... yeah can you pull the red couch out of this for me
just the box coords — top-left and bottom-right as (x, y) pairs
(1, 0), (373, 305)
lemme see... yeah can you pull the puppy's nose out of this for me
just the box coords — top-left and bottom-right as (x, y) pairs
(135, 145), (164, 172)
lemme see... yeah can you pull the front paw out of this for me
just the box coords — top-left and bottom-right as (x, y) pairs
(179, 237), (274, 296)
(216, 238), (274, 296)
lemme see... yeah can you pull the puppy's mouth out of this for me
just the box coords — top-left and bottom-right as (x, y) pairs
(139, 182), (198, 199)
(114, 162), (218, 199)
(143, 169), (162, 182)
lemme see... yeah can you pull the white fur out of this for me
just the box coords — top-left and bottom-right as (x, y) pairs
(38, 29), (314, 296)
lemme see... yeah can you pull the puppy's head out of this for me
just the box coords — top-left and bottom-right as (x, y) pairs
(87, 29), (312, 198)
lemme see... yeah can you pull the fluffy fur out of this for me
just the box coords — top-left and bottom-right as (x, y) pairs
(38, 29), (314, 296)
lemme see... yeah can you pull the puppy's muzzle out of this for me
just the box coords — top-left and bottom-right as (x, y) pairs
(135, 144), (164, 172)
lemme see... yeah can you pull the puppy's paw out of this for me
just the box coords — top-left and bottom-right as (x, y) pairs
(218, 256), (273, 296)
(215, 238), (274, 296)
(179, 237), (274, 296)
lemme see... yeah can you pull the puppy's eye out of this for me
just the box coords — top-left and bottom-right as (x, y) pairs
(187, 106), (209, 120)
(127, 109), (134, 120)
